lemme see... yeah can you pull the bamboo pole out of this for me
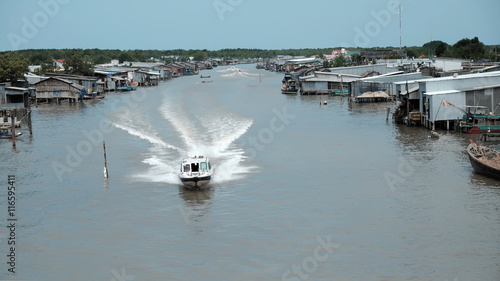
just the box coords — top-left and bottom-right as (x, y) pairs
(11, 109), (16, 148)
(103, 141), (108, 178)
(27, 95), (32, 135)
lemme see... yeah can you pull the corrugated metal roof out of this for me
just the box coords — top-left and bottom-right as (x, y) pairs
(286, 57), (319, 63)
(417, 70), (500, 83)
(400, 86), (419, 95)
(459, 83), (500, 92)
(33, 76), (73, 85)
(425, 89), (462, 96)
(5, 87), (29, 91)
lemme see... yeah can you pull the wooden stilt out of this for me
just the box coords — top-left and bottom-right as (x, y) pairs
(11, 109), (16, 148)
(27, 95), (32, 135)
(103, 141), (109, 178)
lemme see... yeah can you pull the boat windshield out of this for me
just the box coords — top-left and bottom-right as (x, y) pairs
(183, 164), (190, 173)
(200, 162), (207, 171)
(191, 163), (199, 172)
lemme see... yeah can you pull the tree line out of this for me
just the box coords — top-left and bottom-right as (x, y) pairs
(0, 37), (497, 82)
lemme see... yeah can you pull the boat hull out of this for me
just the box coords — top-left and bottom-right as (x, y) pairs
(281, 89), (298, 94)
(179, 175), (212, 188)
(467, 143), (500, 180)
(117, 86), (137, 91)
(468, 125), (500, 134)
(0, 132), (22, 139)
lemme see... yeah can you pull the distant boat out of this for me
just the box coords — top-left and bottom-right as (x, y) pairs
(185, 69), (199, 76)
(0, 126), (22, 139)
(467, 140), (500, 180)
(178, 155), (214, 188)
(117, 81), (138, 91)
(83, 92), (105, 100)
(200, 75), (211, 78)
(281, 73), (298, 94)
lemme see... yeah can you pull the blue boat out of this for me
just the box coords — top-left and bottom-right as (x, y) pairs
(117, 81), (138, 91)
(0, 126), (22, 139)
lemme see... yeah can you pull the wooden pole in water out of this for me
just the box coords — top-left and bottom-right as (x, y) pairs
(386, 107), (391, 122)
(27, 94), (32, 135)
(103, 141), (109, 178)
(11, 109), (16, 148)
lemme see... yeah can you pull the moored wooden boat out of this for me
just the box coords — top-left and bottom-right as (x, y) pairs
(0, 126), (22, 139)
(467, 141), (500, 180)
(281, 73), (298, 94)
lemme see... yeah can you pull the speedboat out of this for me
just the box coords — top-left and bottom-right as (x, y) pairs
(178, 155), (213, 188)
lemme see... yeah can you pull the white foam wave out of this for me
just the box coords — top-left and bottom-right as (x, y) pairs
(135, 155), (181, 184)
(113, 122), (182, 152)
(159, 99), (199, 147)
(203, 112), (253, 153)
(113, 95), (256, 186)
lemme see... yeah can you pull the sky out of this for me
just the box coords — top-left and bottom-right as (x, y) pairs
(0, 0), (499, 51)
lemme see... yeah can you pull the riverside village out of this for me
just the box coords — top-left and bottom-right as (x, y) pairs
(1, 41), (500, 180)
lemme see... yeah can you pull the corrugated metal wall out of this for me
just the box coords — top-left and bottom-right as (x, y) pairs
(466, 89), (500, 114)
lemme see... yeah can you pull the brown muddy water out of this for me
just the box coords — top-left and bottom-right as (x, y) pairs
(1, 64), (499, 280)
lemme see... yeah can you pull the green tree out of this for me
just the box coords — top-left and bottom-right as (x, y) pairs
(351, 53), (363, 65)
(322, 60), (330, 68)
(193, 51), (207, 62)
(0, 53), (29, 82)
(118, 52), (131, 63)
(423, 40), (448, 55)
(40, 55), (55, 73)
(63, 51), (94, 76)
(94, 54), (112, 64)
(451, 37), (485, 60)
(333, 55), (346, 67)
(406, 49), (417, 58)
(435, 42), (448, 57)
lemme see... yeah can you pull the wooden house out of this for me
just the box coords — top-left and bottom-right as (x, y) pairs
(169, 63), (185, 77)
(44, 73), (102, 94)
(94, 67), (135, 91)
(34, 77), (85, 103)
(4, 87), (30, 107)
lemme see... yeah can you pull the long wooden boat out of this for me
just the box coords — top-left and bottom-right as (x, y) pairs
(0, 126), (22, 139)
(460, 114), (500, 134)
(467, 141), (500, 180)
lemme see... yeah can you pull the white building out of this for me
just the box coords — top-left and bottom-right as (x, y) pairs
(417, 71), (500, 130)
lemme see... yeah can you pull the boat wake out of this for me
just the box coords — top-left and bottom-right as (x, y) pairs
(109, 96), (255, 186)
(218, 66), (261, 78)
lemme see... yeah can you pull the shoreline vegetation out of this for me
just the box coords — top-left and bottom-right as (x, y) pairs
(0, 37), (497, 84)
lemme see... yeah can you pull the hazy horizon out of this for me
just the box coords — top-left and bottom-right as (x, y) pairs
(1, 0), (499, 52)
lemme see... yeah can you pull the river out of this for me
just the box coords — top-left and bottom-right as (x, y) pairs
(1, 64), (499, 280)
